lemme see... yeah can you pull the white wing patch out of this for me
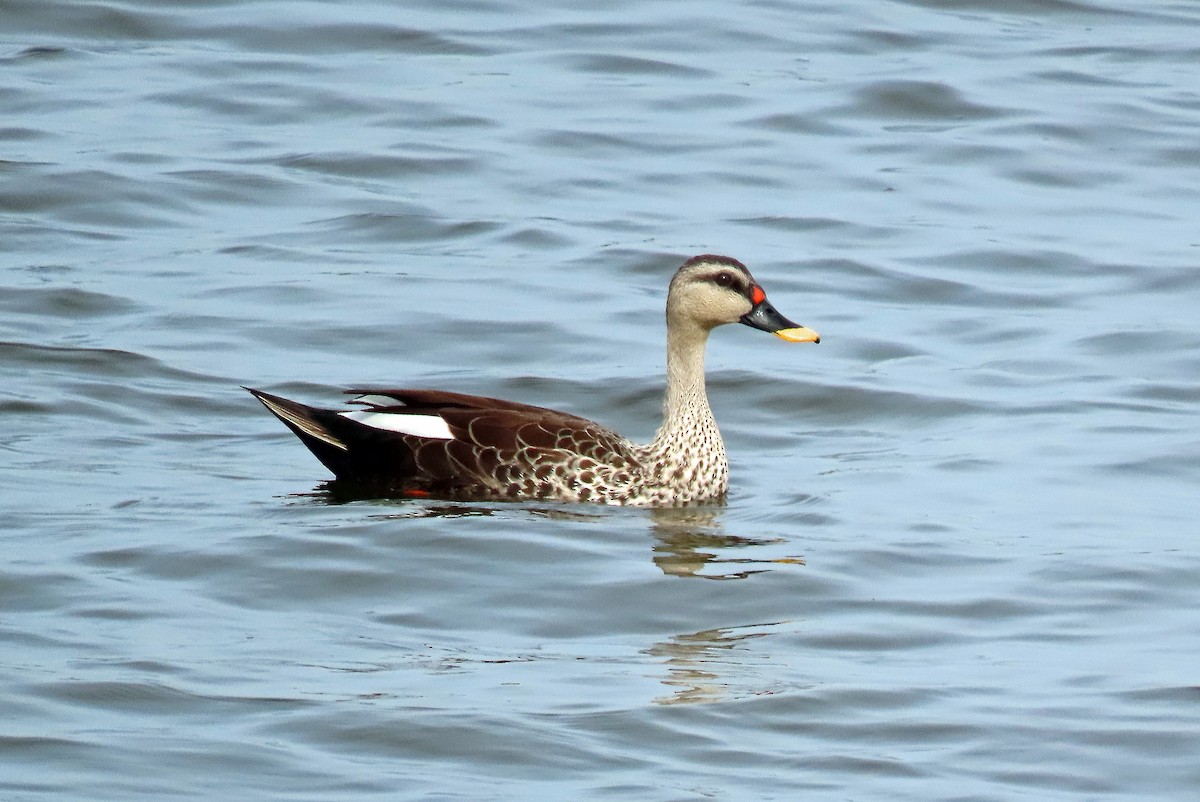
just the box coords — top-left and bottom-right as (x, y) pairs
(352, 394), (404, 408)
(340, 410), (455, 440)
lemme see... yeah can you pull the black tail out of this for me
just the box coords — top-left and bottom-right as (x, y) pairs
(245, 387), (418, 484)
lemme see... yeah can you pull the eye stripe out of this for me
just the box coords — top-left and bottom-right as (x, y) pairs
(707, 270), (745, 291)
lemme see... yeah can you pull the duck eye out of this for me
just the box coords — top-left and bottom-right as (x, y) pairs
(714, 271), (734, 287)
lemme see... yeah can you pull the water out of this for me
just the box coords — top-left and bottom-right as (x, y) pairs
(3, 0), (1200, 799)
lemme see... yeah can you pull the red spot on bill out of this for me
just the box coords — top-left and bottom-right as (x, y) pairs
(751, 285), (766, 305)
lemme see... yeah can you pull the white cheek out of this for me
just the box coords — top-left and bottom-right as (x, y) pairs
(339, 410), (455, 440)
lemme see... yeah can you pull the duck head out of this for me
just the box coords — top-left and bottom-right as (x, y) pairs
(667, 254), (820, 343)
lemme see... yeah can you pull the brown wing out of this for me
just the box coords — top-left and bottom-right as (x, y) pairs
(345, 387), (588, 418)
(341, 388), (641, 497)
(345, 388), (629, 451)
(253, 387), (642, 499)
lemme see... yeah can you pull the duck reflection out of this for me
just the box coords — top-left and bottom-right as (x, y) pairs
(646, 622), (789, 705)
(648, 507), (805, 580)
(308, 485), (805, 579)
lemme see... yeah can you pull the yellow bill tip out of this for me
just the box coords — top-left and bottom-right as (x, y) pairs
(773, 326), (821, 344)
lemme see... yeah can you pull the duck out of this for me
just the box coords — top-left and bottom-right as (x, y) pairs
(247, 254), (819, 506)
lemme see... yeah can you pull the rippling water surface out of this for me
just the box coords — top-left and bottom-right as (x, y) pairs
(3, 1), (1200, 799)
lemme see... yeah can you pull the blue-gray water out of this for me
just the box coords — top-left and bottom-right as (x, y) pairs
(3, 1), (1200, 799)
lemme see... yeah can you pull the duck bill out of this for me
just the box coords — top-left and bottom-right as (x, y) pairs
(739, 298), (821, 343)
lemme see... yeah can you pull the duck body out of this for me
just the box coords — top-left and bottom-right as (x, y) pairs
(246, 386), (720, 505)
(248, 255), (819, 506)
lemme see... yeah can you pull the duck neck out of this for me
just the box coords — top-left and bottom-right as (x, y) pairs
(652, 322), (719, 452)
